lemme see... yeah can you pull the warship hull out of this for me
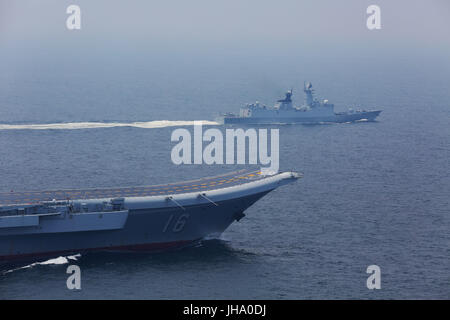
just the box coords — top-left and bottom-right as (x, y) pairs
(219, 82), (381, 124)
(219, 110), (381, 125)
(0, 170), (299, 263)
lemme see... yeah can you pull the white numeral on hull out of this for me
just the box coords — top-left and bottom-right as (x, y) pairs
(163, 213), (190, 233)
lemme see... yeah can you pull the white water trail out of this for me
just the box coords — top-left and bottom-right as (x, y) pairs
(2, 254), (81, 274)
(0, 120), (219, 130)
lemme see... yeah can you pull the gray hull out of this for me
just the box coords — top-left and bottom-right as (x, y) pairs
(0, 192), (268, 262)
(0, 171), (299, 262)
(220, 111), (381, 125)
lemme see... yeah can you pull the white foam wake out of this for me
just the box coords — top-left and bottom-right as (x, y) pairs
(0, 120), (219, 130)
(2, 254), (81, 274)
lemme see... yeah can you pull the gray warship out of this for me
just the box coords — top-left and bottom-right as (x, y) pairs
(218, 82), (381, 124)
(0, 170), (299, 262)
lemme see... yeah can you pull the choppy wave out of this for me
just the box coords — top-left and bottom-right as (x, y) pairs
(0, 120), (219, 130)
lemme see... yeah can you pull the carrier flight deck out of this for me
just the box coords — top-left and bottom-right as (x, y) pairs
(0, 169), (300, 261)
(0, 169), (264, 206)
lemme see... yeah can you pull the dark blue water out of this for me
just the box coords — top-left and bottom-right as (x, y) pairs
(0, 46), (449, 299)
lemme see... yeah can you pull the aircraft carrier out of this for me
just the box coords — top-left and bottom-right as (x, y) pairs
(218, 82), (381, 124)
(0, 169), (300, 262)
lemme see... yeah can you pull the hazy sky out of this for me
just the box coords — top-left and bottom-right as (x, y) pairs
(0, 0), (449, 89)
(0, 0), (449, 122)
(1, 0), (449, 52)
